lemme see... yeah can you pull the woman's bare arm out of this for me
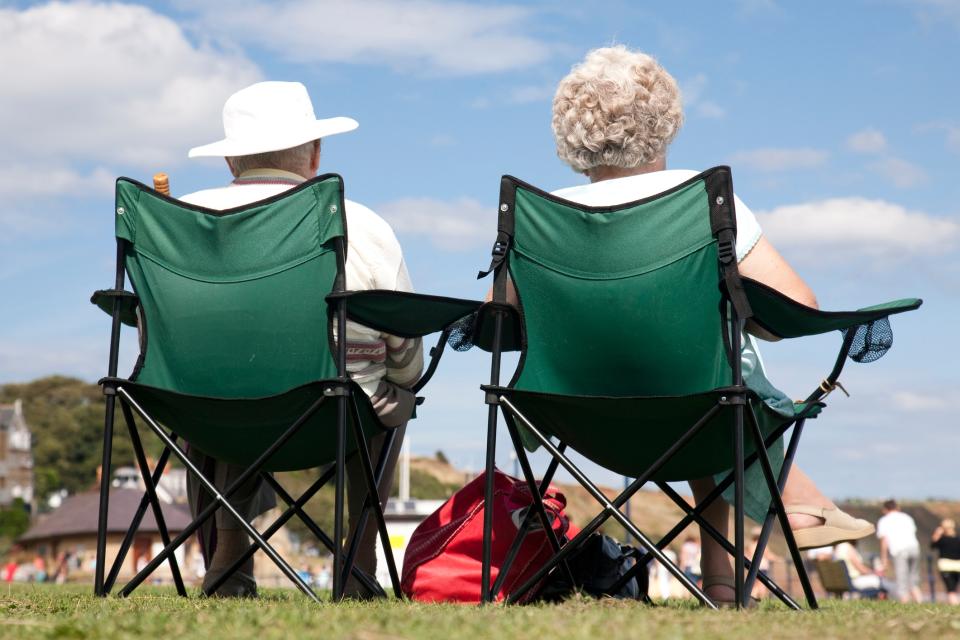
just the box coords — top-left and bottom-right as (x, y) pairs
(738, 236), (818, 309)
(738, 236), (818, 340)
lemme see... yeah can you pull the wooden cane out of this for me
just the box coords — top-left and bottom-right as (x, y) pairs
(153, 172), (170, 196)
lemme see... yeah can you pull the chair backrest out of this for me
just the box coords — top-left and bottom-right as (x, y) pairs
(814, 559), (854, 596)
(497, 167), (738, 397)
(114, 175), (346, 398)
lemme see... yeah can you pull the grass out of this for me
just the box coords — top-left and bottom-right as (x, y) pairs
(2, 585), (960, 640)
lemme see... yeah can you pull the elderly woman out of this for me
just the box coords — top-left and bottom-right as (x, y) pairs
(525, 46), (872, 603)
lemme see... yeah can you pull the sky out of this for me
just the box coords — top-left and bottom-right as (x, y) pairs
(0, 0), (958, 500)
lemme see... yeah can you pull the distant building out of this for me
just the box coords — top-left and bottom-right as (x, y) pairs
(0, 399), (33, 507)
(17, 487), (200, 584)
(111, 465), (188, 504)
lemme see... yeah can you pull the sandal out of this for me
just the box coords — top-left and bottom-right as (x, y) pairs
(785, 504), (874, 550)
(701, 575), (757, 609)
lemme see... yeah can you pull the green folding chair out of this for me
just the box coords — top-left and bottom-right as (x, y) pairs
(470, 166), (921, 608)
(90, 174), (480, 601)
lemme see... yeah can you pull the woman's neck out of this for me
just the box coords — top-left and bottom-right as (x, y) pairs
(586, 157), (666, 183)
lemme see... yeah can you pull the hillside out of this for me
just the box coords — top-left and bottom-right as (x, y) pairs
(410, 454), (960, 559)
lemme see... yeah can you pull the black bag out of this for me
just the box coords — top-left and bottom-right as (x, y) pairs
(535, 533), (649, 601)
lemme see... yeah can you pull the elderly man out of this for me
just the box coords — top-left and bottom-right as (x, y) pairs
(181, 81), (422, 597)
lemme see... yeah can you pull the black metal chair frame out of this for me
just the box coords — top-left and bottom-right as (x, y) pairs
(473, 171), (864, 609)
(93, 238), (452, 602)
(479, 302), (857, 610)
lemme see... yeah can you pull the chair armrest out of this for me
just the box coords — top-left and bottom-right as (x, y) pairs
(743, 277), (921, 339)
(326, 290), (482, 338)
(471, 302), (523, 352)
(90, 289), (139, 327)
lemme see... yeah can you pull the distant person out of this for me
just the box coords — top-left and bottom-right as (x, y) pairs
(877, 499), (922, 603)
(180, 81), (423, 597)
(52, 551), (71, 584)
(32, 555), (47, 582)
(3, 557), (16, 583)
(834, 541), (886, 595)
(679, 536), (702, 584)
(932, 518), (960, 605)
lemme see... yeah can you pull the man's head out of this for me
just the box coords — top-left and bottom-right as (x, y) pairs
(883, 499), (899, 513)
(189, 81), (357, 177)
(226, 139), (320, 180)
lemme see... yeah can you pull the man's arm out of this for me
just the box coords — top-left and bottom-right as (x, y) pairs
(879, 536), (889, 574)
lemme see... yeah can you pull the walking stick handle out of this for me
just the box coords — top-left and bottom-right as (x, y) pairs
(153, 172), (170, 196)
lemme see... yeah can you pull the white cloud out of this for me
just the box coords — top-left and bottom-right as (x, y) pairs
(378, 197), (493, 250)
(916, 121), (960, 152)
(470, 84), (555, 110)
(729, 147), (829, 171)
(906, 0), (960, 30)
(696, 101), (726, 119)
(680, 74), (726, 119)
(868, 156), (929, 188)
(846, 128), (888, 154)
(0, 1), (260, 177)
(0, 165), (114, 201)
(428, 134), (457, 147)
(185, 0), (551, 75)
(736, 0), (782, 15)
(755, 197), (960, 264)
(508, 85), (555, 104)
(892, 391), (950, 411)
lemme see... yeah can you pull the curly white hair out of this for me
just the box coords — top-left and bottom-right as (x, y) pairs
(552, 46), (684, 174)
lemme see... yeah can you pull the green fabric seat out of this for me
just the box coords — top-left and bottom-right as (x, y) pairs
(92, 174), (481, 602)
(476, 167), (921, 609)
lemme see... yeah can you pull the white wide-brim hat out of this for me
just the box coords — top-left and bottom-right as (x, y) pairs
(188, 81), (358, 158)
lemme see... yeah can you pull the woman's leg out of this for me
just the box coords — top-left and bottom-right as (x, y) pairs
(689, 477), (733, 599)
(780, 465), (836, 529)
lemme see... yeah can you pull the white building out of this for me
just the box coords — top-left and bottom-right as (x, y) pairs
(0, 399), (33, 507)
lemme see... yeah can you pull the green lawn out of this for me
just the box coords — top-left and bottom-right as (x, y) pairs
(2, 585), (960, 640)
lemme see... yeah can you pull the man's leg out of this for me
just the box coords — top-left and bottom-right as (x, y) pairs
(908, 549), (923, 603)
(186, 446), (276, 596)
(892, 551), (911, 603)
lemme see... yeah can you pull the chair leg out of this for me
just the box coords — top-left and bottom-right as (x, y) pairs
(742, 417), (806, 603)
(332, 394), (347, 601)
(654, 481), (800, 610)
(733, 403), (745, 609)
(261, 473), (385, 599)
(94, 394), (116, 597)
(345, 400), (402, 598)
(204, 468), (337, 596)
(339, 404), (399, 596)
(104, 444), (175, 594)
(500, 397), (717, 608)
(489, 445), (566, 599)
(116, 387), (321, 601)
(745, 407), (819, 609)
(504, 421), (575, 590)
(120, 401), (187, 596)
(481, 402), (499, 603)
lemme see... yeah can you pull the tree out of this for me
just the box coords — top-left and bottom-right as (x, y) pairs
(0, 376), (166, 507)
(0, 498), (30, 539)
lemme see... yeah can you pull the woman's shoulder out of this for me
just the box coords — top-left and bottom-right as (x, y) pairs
(552, 169), (702, 204)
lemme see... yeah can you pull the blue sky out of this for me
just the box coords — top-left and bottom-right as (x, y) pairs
(0, 0), (957, 499)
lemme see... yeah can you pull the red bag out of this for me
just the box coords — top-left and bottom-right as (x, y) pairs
(401, 468), (577, 603)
